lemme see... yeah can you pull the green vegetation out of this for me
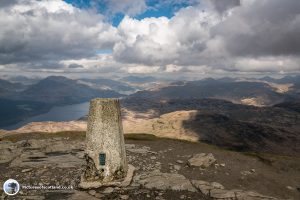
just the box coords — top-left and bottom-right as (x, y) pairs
(124, 133), (159, 141)
(1, 132), (158, 142)
(1, 131), (86, 142)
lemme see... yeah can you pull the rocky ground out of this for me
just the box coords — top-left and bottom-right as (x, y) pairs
(0, 132), (299, 200)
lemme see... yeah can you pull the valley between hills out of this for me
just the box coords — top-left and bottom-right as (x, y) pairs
(0, 75), (299, 200)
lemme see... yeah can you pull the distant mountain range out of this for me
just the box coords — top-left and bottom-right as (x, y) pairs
(1, 75), (299, 128)
(259, 75), (300, 84)
(121, 75), (157, 83)
(79, 78), (136, 94)
(1, 74), (299, 155)
(0, 76), (124, 127)
(7, 75), (41, 85)
(18, 76), (122, 104)
(130, 76), (300, 106)
(0, 79), (27, 97)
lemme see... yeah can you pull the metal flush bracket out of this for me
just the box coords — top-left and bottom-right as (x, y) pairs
(99, 153), (106, 166)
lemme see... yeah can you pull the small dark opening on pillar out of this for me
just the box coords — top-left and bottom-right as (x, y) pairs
(99, 153), (106, 166)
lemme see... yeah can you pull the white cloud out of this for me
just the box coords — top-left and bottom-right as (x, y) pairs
(0, 0), (299, 76)
(0, 0), (119, 65)
(114, 7), (220, 66)
(126, 66), (161, 74)
(234, 56), (300, 72)
(12, 0), (75, 13)
(164, 64), (183, 73)
(112, 0), (300, 74)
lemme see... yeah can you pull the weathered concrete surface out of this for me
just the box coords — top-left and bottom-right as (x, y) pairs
(82, 98), (128, 184)
(79, 164), (135, 189)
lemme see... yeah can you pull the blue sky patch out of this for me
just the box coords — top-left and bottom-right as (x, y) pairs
(64, 0), (197, 26)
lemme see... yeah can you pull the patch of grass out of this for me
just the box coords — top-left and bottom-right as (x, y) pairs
(124, 133), (158, 141)
(1, 131), (159, 142)
(1, 132), (159, 142)
(1, 131), (86, 142)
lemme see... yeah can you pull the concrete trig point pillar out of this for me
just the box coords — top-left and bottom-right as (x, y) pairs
(80, 98), (130, 188)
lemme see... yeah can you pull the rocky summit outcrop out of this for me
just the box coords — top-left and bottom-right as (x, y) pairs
(0, 134), (296, 200)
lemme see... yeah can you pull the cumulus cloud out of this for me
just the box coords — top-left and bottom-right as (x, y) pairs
(0, 0), (119, 66)
(114, 8), (220, 66)
(0, 0), (18, 7)
(212, 0), (300, 57)
(234, 56), (300, 72)
(0, 0), (299, 76)
(112, 0), (300, 73)
(206, 0), (240, 14)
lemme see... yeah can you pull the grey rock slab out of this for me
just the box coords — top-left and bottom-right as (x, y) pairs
(19, 195), (45, 200)
(27, 139), (46, 148)
(95, 193), (103, 198)
(125, 144), (136, 149)
(44, 140), (84, 153)
(0, 148), (22, 164)
(192, 180), (220, 195)
(120, 194), (130, 200)
(127, 146), (152, 154)
(211, 182), (225, 189)
(192, 180), (279, 200)
(10, 151), (83, 168)
(88, 190), (96, 196)
(286, 186), (294, 190)
(67, 191), (99, 200)
(176, 160), (184, 164)
(235, 191), (279, 200)
(102, 187), (114, 194)
(173, 165), (181, 171)
(188, 153), (216, 168)
(0, 141), (23, 164)
(210, 189), (237, 199)
(21, 168), (32, 173)
(135, 171), (196, 192)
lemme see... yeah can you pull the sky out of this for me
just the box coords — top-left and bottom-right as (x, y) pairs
(0, 0), (300, 79)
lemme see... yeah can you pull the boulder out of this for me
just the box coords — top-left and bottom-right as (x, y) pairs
(188, 153), (216, 168)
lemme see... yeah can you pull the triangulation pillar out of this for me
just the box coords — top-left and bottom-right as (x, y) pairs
(80, 98), (128, 188)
